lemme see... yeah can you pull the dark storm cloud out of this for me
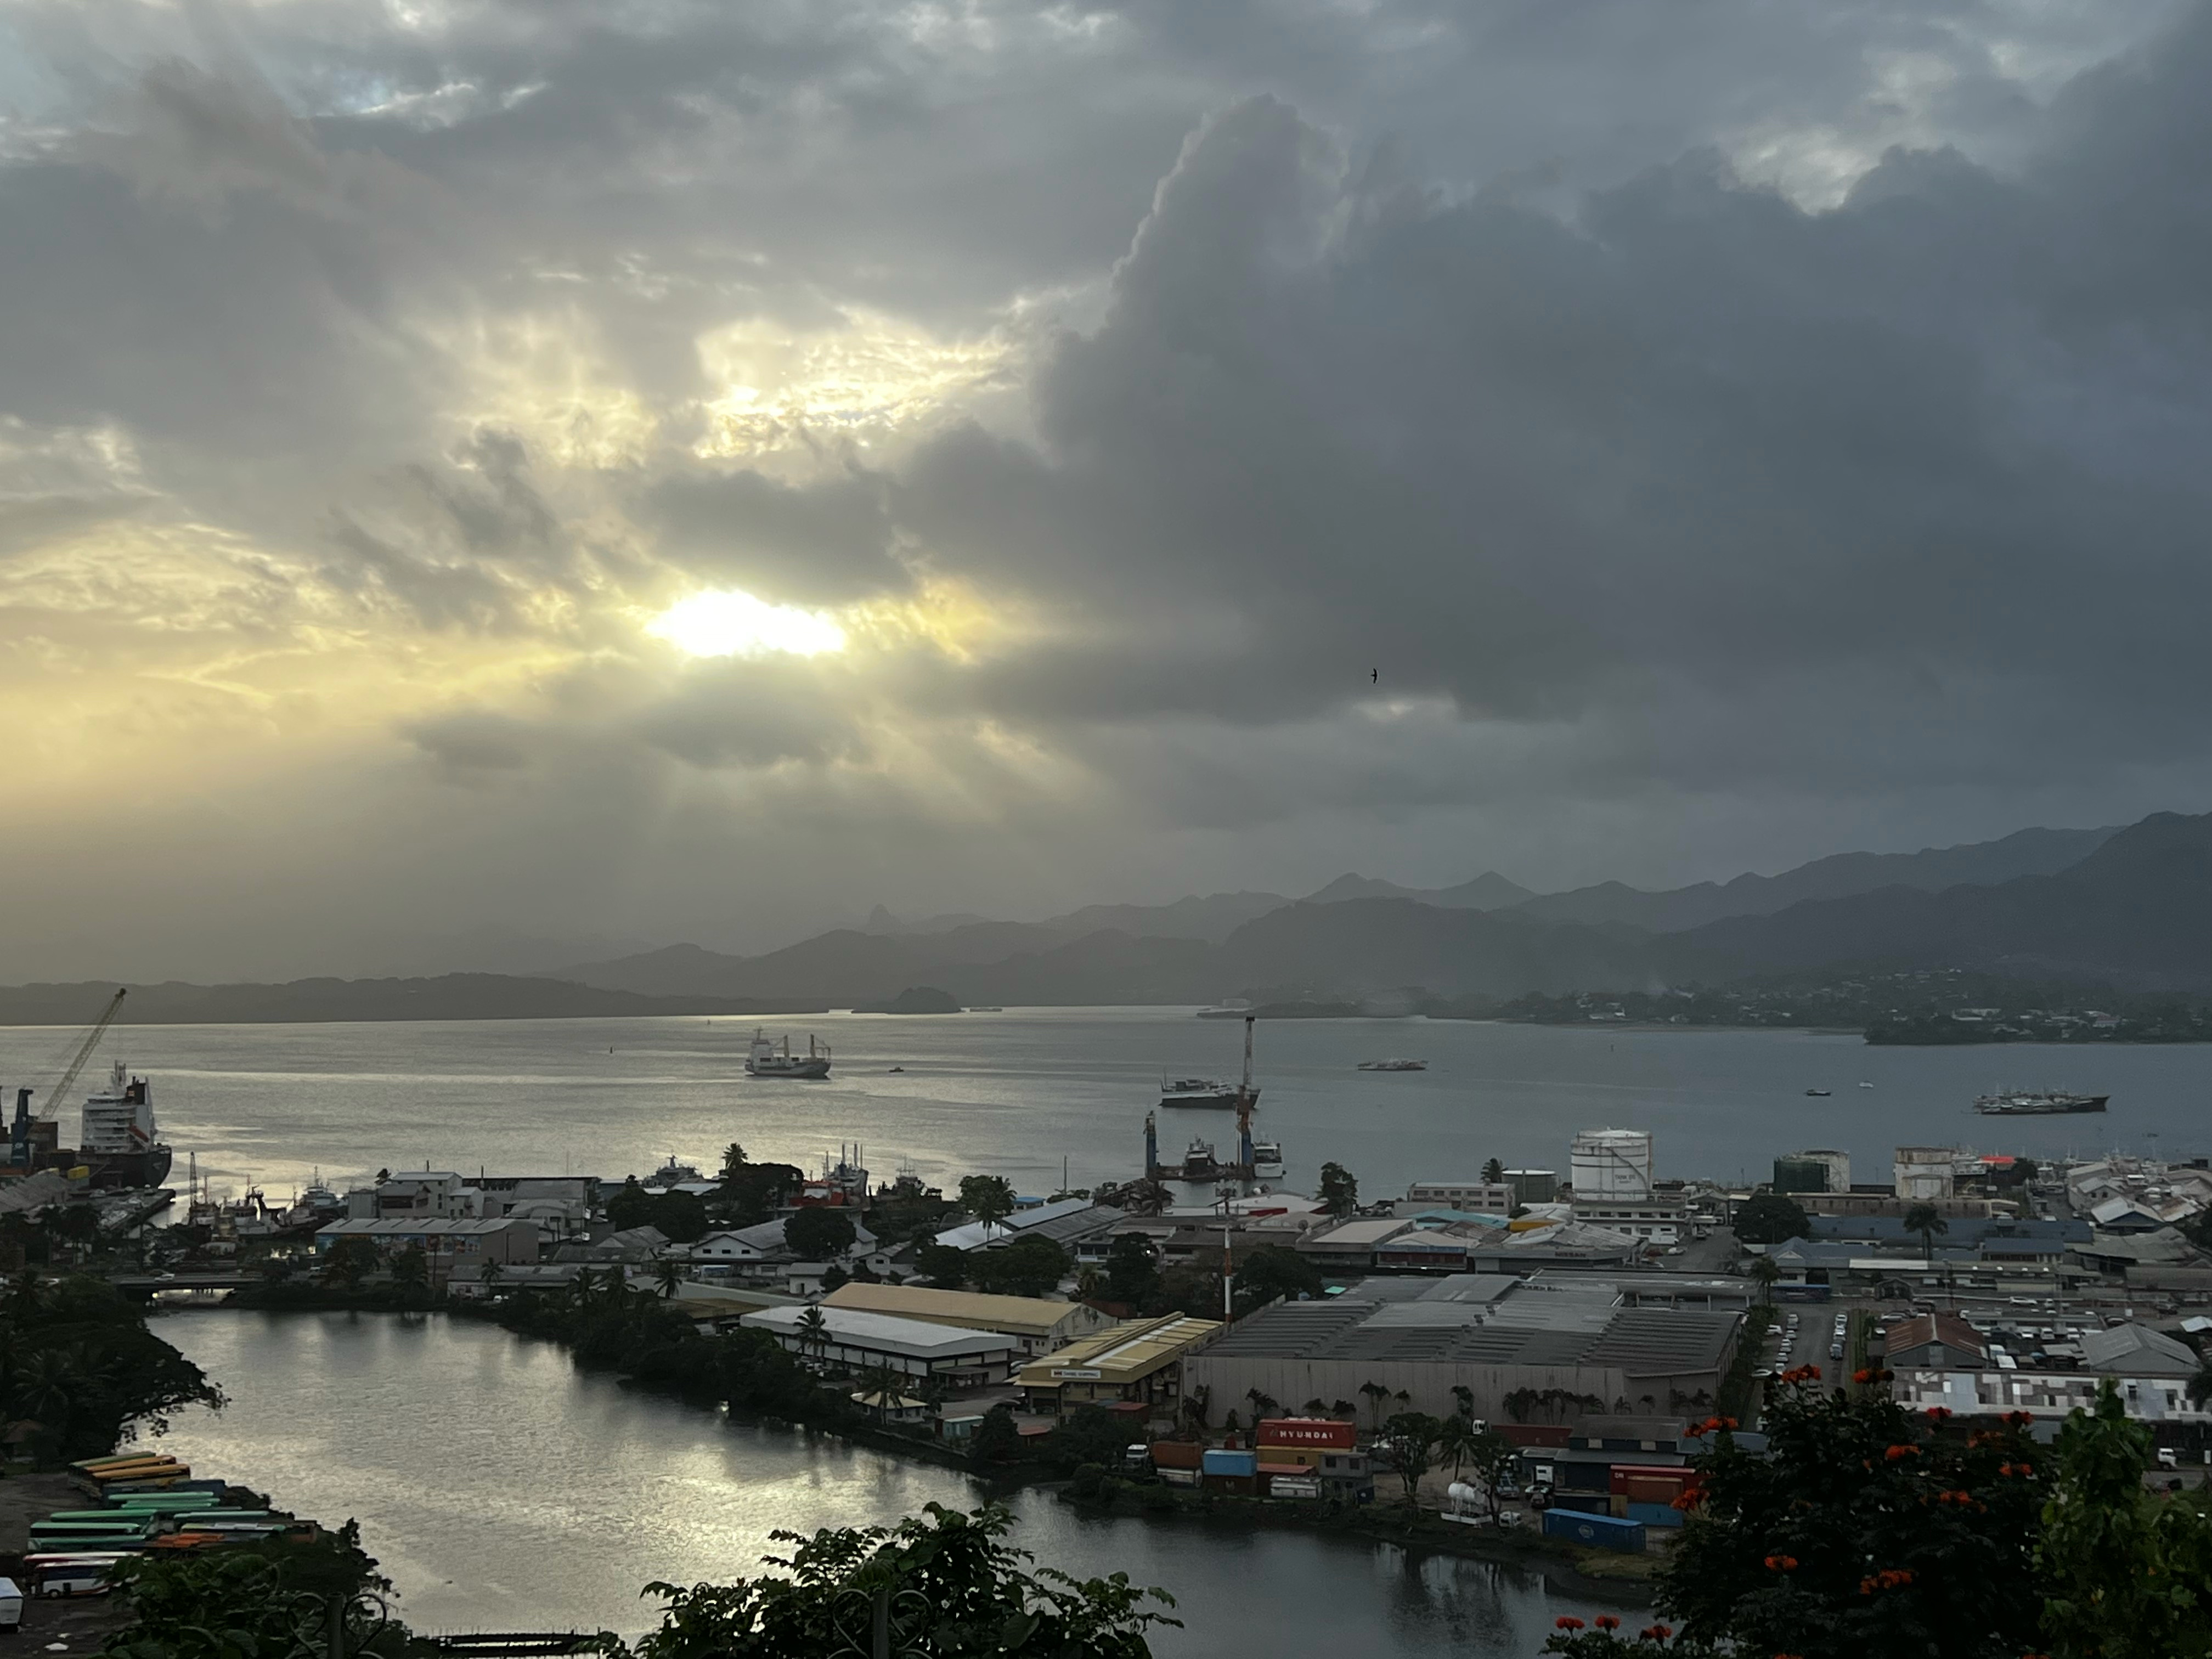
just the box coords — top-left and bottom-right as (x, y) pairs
(869, 20), (2209, 803)
(1, 0), (2206, 975)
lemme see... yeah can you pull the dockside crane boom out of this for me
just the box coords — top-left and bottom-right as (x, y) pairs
(12, 988), (127, 1167)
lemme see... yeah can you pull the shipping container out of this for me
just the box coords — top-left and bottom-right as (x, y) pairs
(1625, 1502), (1684, 1528)
(1541, 1508), (1646, 1553)
(1201, 1449), (1258, 1477)
(1255, 1418), (1356, 1452)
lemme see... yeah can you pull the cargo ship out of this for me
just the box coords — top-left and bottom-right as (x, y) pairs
(744, 1030), (832, 1080)
(1973, 1089), (2108, 1115)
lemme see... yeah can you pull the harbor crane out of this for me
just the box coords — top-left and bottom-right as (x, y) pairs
(10, 987), (126, 1169)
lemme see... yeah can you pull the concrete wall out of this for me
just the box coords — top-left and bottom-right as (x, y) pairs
(1178, 1356), (1730, 1428)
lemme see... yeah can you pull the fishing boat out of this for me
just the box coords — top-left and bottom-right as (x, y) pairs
(1357, 1059), (1426, 1072)
(1804, 1088), (1832, 1098)
(745, 1030), (832, 1080)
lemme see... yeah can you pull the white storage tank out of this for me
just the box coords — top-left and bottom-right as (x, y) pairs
(1570, 1128), (1654, 1202)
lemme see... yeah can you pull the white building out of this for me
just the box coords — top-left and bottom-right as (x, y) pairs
(1403, 1181), (1514, 1214)
(740, 1304), (1019, 1386)
(1894, 1147), (1957, 1201)
(1571, 1130), (1653, 1202)
(1568, 1198), (1691, 1244)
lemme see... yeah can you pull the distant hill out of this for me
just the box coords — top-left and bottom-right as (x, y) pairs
(1035, 890), (1290, 945)
(1663, 813), (2210, 992)
(0, 975), (821, 1026)
(1211, 899), (1656, 999)
(1508, 824), (2119, 933)
(1303, 871), (1536, 910)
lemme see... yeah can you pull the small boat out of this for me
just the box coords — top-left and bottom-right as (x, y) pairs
(1804, 1088), (1831, 1098)
(1160, 1076), (1245, 1109)
(1857, 1081), (1874, 1090)
(746, 1029), (832, 1080)
(1251, 1139), (1284, 1181)
(887, 1065), (905, 1073)
(1357, 1059), (1426, 1072)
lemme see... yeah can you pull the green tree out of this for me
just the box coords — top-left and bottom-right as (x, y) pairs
(1232, 1243), (1323, 1316)
(321, 1234), (379, 1291)
(101, 1526), (402, 1659)
(628, 1503), (1174, 1658)
(1104, 1233), (1160, 1308)
(958, 1175), (1018, 1230)
(478, 1257), (504, 1297)
(1481, 1157), (1505, 1184)
(969, 1403), (1022, 1467)
(719, 1142), (749, 1182)
(1747, 1254), (1782, 1303)
(389, 1243), (430, 1293)
(853, 1363), (906, 1425)
(1318, 1162), (1359, 1218)
(1731, 1191), (1812, 1245)
(1654, 1371), (2049, 1658)
(654, 1189), (709, 1245)
(2038, 1377), (2212, 1659)
(1462, 1427), (1520, 1522)
(1375, 1411), (1442, 1510)
(968, 1235), (1070, 1299)
(1903, 1201), (1950, 1265)
(794, 1305), (831, 1367)
(915, 1242), (970, 1289)
(784, 1206), (859, 1261)
(654, 1257), (685, 1299)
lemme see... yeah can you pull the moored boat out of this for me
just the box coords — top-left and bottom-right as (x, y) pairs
(1974, 1089), (2108, 1115)
(1357, 1058), (1426, 1072)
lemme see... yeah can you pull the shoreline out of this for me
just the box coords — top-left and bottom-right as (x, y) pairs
(174, 1299), (1659, 1605)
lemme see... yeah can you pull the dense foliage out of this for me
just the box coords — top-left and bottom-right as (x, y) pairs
(624, 1503), (1175, 1658)
(100, 1527), (408, 1659)
(0, 1270), (224, 1458)
(1731, 1192), (1812, 1245)
(2037, 1381), (2212, 1658)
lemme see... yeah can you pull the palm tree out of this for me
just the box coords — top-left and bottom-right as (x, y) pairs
(855, 1363), (905, 1424)
(1330, 1398), (1356, 1421)
(2186, 1361), (2211, 1410)
(1748, 1255), (1782, 1304)
(1245, 1387), (1279, 1425)
(653, 1257), (684, 1299)
(479, 1259), (504, 1299)
(4, 1268), (44, 1321)
(1358, 1380), (1390, 1433)
(1436, 1413), (1476, 1481)
(1449, 1384), (1475, 1423)
(1302, 1397), (1329, 1415)
(1903, 1202), (1949, 1265)
(11, 1350), (80, 1436)
(1481, 1158), (1505, 1185)
(795, 1305), (831, 1368)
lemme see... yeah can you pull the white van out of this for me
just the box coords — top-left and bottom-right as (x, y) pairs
(0, 1575), (20, 1630)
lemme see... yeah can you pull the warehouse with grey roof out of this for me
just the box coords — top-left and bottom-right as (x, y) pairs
(1182, 1273), (1742, 1426)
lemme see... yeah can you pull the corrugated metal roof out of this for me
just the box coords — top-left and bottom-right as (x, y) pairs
(825, 1283), (1094, 1335)
(1016, 1314), (1223, 1386)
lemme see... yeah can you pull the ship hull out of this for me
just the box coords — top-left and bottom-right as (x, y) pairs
(1160, 1090), (1240, 1109)
(747, 1060), (832, 1080)
(1973, 1094), (2108, 1115)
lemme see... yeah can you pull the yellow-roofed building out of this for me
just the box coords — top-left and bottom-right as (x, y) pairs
(1015, 1314), (1224, 1419)
(822, 1282), (1112, 1356)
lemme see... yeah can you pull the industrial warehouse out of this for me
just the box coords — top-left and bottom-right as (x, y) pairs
(1182, 1272), (1743, 1426)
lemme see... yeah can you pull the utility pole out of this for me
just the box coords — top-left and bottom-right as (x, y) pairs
(1222, 1222), (1233, 1324)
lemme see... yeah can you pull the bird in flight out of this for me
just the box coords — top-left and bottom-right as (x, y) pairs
(1370, 668), (1378, 684)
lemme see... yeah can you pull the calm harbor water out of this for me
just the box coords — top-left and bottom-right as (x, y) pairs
(155, 1311), (1607, 1649)
(0, 1007), (2201, 1200)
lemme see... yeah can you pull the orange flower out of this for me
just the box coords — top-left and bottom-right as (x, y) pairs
(1763, 1554), (1799, 1571)
(1925, 1406), (1953, 1422)
(1555, 1616), (1585, 1630)
(1595, 1616), (1620, 1630)
(1853, 1368), (1875, 1384)
(1885, 1444), (1918, 1461)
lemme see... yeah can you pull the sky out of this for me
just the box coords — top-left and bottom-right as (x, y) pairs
(0, 0), (2205, 983)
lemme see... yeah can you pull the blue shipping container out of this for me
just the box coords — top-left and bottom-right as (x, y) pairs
(1201, 1449), (1258, 1477)
(1542, 1508), (1646, 1553)
(1625, 1502), (1684, 1529)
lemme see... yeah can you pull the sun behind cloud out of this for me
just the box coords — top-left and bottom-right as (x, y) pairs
(646, 589), (849, 658)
